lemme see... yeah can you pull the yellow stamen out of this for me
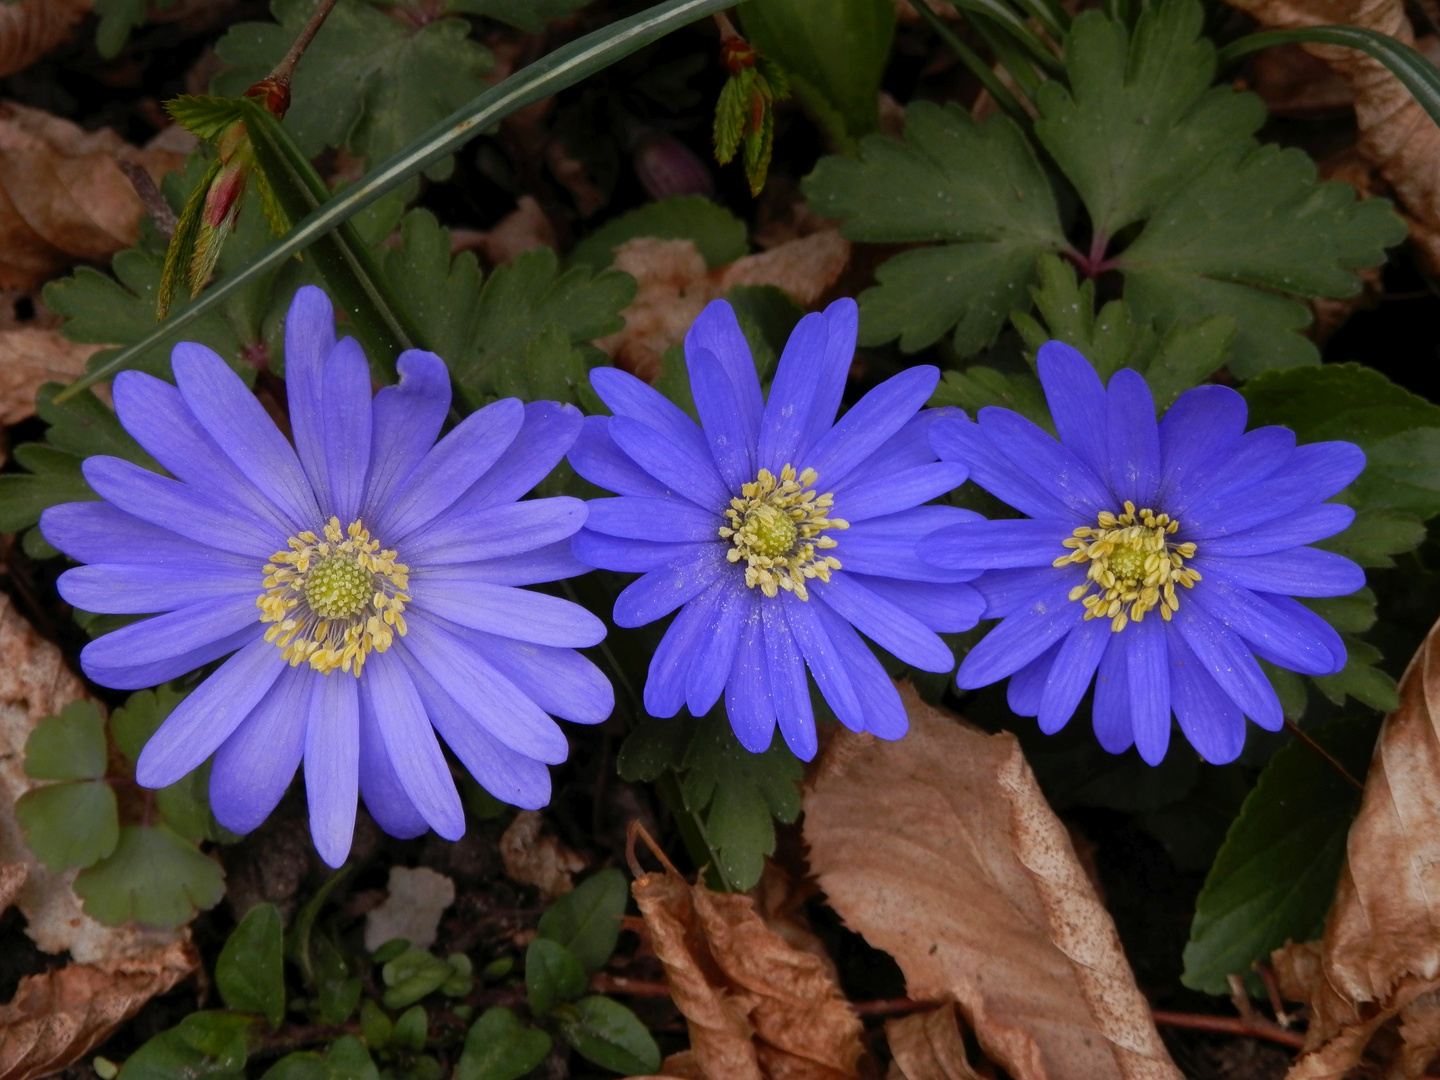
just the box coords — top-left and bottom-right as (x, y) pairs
(256, 516), (410, 676)
(719, 465), (847, 601)
(1053, 501), (1200, 632)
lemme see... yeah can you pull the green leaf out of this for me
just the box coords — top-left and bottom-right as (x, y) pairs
(738, 0), (895, 148)
(215, 0), (494, 180)
(75, 824), (225, 929)
(382, 948), (456, 1010)
(537, 868), (628, 972)
(392, 1005), (429, 1053)
(218, 903), (286, 1027)
(1033, 1), (1263, 238)
(450, 0), (593, 33)
(1318, 507), (1427, 569)
(525, 937), (589, 1015)
(24, 701), (108, 780)
(931, 367), (1051, 432)
(111, 686), (190, 765)
(16, 781), (119, 873)
(37, 382), (157, 465)
(0, 445), (93, 533)
(1312, 636), (1401, 713)
(679, 711), (803, 890)
(259, 1040), (380, 1080)
(456, 1007), (552, 1080)
(554, 995), (661, 1076)
(118, 1012), (254, 1080)
(570, 196), (748, 270)
(617, 715), (695, 783)
(94, 0), (156, 58)
(167, 95), (247, 141)
(804, 102), (1067, 354)
(156, 761), (234, 845)
(1182, 713), (1380, 995)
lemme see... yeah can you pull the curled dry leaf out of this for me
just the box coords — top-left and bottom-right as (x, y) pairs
(1272, 613), (1440, 1079)
(885, 1002), (982, 1080)
(0, 102), (187, 291)
(0, 594), (183, 964)
(595, 231), (851, 382)
(0, 939), (198, 1080)
(450, 195), (558, 267)
(0, 0), (92, 82)
(0, 327), (102, 426)
(499, 810), (586, 902)
(803, 684), (1181, 1080)
(1221, 0), (1440, 270)
(628, 823), (865, 1080)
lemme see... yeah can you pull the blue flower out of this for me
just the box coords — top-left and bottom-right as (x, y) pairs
(923, 342), (1366, 765)
(40, 286), (612, 866)
(567, 298), (984, 759)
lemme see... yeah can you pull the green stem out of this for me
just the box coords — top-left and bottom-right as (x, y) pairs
(654, 771), (732, 892)
(59, 0), (739, 401)
(911, 0), (1033, 128)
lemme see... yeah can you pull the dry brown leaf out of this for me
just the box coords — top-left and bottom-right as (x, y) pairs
(449, 195), (558, 267)
(0, 102), (187, 291)
(0, 863), (27, 915)
(595, 232), (851, 382)
(0, 327), (102, 426)
(0, 0), (92, 82)
(885, 1002), (982, 1080)
(0, 939), (198, 1080)
(499, 810), (586, 901)
(629, 826), (865, 1080)
(804, 685), (1181, 1080)
(0, 594), (183, 964)
(1220, 0), (1440, 269)
(1272, 614), (1440, 1079)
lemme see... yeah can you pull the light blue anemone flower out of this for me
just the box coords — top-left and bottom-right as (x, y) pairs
(923, 341), (1366, 765)
(40, 287), (613, 866)
(567, 297), (984, 760)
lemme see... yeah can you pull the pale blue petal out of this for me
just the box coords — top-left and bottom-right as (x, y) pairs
(458, 629), (613, 724)
(465, 541), (590, 586)
(973, 566), (1057, 619)
(282, 286), (338, 509)
(568, 416), (673, 499)
(833, 462), (969, 522)
(80, 593), (261, 689)
(571, 531), (702, 574)
(1182, 475), (1345, 540)
(684, 299), (764, 440)
(1036, 341), (1107, 477)
(956, 576), (1084, 688)
(805, 366), (940, 487)
(1105, 368), (1161, 508)
(1192, 577), (1347, 677)
(644, 582), (725, 718)
(841, 505), (985, 582)
(1167, 629), (1246, 764)
(1126, 614), (1171, 764)
(845, 575), (984, 633)
(686, 581), (747, 717)
(929, 417), (1084, 522)
(784, 592), (863, 731)
(813, 599), (907, 739)
(1037, 617), (1108, 734)
(798, 297), (859, 456)
(1092, 633), (1133, 753)
(613, 546), (729, 628)
(411, 571), (605, 648)
(1257, 594), (1347, 675)
(584, 496), (720, 543)
(84, 627), (259, 692)
(689, 346), (755, 488)
(1191, 548), (1364, 598)
(358, 683), (429, 839)
(462, 400), (583, 510)
(210, 664), (309, 835)
(609, 416), (731, 512)
(1171, 601), (1283, 731)
(978, 407), (1113, 517)
(304, 671), (360, 868)
(58, 562), (255, 614)
(832, 409), (953, 494)
(591, 366), (713, 463)
(924, 518), (1073, 570)
(1166, 427), (1294, 517)
(403, 498), (587, 566)
(1006, 643), (1058, 717)
(41, 501), (254, 571)
(362, 350), (451, 521)
(762, 598), (816, 761)
(321, 337), (373, 524)
(758, 312), (829, 473)
(1156, 384), (1247, 506)
(724, 596), (775, 752)
(1199, 503), (1355, 557)
(813, 574), (954, 672)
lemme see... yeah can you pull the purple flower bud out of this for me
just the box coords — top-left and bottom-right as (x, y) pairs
(633, 132), (715, 201)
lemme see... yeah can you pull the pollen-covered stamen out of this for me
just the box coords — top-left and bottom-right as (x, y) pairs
(1053, 501), (1201, 633)
(257, 516), (410, 677)
(719, 465), (848, 601)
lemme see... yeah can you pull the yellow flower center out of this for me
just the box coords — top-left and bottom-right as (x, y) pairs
(1053, 501), (1201, 633)
(719, 464), (848, 601)
(257, 516), (410, 677)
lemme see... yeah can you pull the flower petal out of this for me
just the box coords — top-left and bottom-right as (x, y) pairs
(813, 599), (907, 739)
(1166, 427), (1294, 517)
(571, 531), (698, 574)
(41, 501), (255, 570)
(846, 575), (984, 633)
(283, 286), (338, 508)
(609, 415), (730, 511)
(1171, 601), (1283, 731)
(58, 561), (256, 614)
(725, 596), (776, 752)
(583, 496), (720, 543)
(690, 346), (755, 488)
(591, 366), (712, 463)
(758, 312), (829, 474)
(381, 398), (525, 541)
(799, 297), (859, 456)
(568, 416), (673, 499)
(84, 456), (284, 557)
(412, 574), (604, 648)
(832, 409), (954, 494)
(363, 350), (452, 521)
(613, 546), (729, 628)
(1037, 341), (1107, 478)
(834, 462), (970, 522)
(687, 581), (747, 717)
(1166, 629), (1246, 764)
(458, 629), (613, 724)
(1105, 368), (1161, 508)
(210, 663), (310, 835)
(842, 505), (985, 582)
(1181, 475), (1344, 540)
(1270, 440), (1366, 496)
(322, 337), (373, 524)
(304, 671), (360, 868)
(1198, 503), (1355, 557)
(979, 407), (1113, 517)
(466, 541), (591, 586)
(685, 299), (764, 441)
(135, 636), (285, 787)
(1092, 633), (1133, 753)
(1156, 384), (1247, 505)
(1126, 615), (1171, 764)
(1190, 577), (1337, 676)
(403, 498), (588, 565)
(814, 574), (954, 672)
(762, 597), (816, 761)
(358, 686), (429, 840)
(644, 582), (725, 718)
(784, 591), (863, 731)
(924, 518), (1073, 570)
(363, 650), (464, 840)
(973, 566), (1056, 619)
(173, 342), (322, 528)
(462, 401), (583, 509)
(80, 594), (261, 689)
(930, 417), (1083, 522)
(1007, 642), (1059, 716)
(401, 612), (569, 764)
(1191, 548), (1365, 598)
(1037, 617), (1108, 735)
(956, 575), (1084, 688)
(1259, 594), (1347, 674)
(805, 366), (940, 487)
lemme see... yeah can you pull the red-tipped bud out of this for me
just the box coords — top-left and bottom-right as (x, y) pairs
(244, 77), (291, 120)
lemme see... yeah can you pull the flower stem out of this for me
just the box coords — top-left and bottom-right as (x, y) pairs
(270, 0), (342, 89)
(1284, 719), (1365, 793)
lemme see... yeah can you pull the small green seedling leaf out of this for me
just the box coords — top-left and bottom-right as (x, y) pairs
(75, 824), (225, 929)
(16, 781), (119, 873)
(455, 1006), (553, 1080)
(537, 868), (628, 973)
(554, 995), (661, 1076)
(218, 903), (286, 1027)
(24, 701), (108, 780)
(118, 1011), (254, 1080)
(525, 937), (588, 1015)
(392, 1005), (429, 1053)
(381, 948), (454, 1010)
(111, 685), (191, 765)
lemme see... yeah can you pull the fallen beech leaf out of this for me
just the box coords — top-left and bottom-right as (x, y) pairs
(1221, 0), (1440, 271)
(595, 232), (850, 382)
(1273, 614), (1440, 1079)
(499, 810), (586, 902)
(628, 824), (864, 1080)
(0, 0), (92, 82)
(0, 594), (182, 963)
(0, 862), (26, 914)
(364, 866), (456, 952)
(450, 195), (558, 267)
(0, 327), (102, 426)
(0, 939), (198, 1080)
(885, 1002), (982, 1080)
(0, 102), (187, 291)
(803, 685), (1181, 1080)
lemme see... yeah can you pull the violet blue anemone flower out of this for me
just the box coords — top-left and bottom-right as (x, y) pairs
(922, 341), (1366, 765)
(40, 286), (612, 866)
(567, 297), (984, 760)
